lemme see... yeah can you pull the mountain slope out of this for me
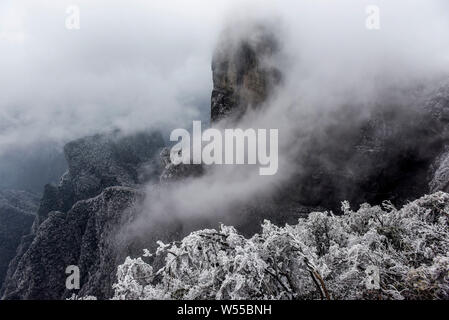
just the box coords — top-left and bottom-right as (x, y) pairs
(0, 190), (39, 288)
(1, 131), (164, 299)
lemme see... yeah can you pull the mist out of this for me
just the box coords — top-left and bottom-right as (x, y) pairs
(128, 0), (449, 235)
(0, 0), (238, 157)
(0, 0), (233, 191)
(1, 1), (449, 231)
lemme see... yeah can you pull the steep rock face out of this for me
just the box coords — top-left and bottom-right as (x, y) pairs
(211, 24), (281, 122)
(2, 187), (143, 300)
(34, 131), (164, 228)
(0, 190), (38, 288)
(2, 131), (165, 300)
(0, 190), (39, 217)
(430, 149), (449, 193)
(159, 148), (204, 182)
(291, 97), (447, 208)
(427, 82), (449, 193)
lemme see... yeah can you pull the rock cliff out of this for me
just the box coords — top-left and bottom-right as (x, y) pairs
(1, 131), (164, 299)
(211, 24), (281, 122)
(0, 190), (38, 288)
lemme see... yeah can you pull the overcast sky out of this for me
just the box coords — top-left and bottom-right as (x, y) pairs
(0, 0), (236, 155)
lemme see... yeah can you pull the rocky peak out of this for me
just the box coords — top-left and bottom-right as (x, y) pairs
(211, 24), (282, 122)
(1, 130), (165, 299)
(63, 131), (165, 199)
(34, 131), (165, 229)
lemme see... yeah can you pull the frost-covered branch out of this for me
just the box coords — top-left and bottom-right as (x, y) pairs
(111, 192), (449, 300)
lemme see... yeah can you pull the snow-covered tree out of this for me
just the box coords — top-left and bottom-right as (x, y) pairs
(112, 192), (449, 300)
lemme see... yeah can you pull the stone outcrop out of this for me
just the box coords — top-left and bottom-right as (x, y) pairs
(1, 131), (165, 299)
(2, 187), (143, 299)
(0, 190), (38, 288)
(33, 131), (164, 228)
(430, 149), (449, 193)
(428, 83), (449, 193)
(211, 24), (281, 122)
(159, 148), (204, 182)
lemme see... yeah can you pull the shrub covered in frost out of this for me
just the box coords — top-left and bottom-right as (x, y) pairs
(112, 192), (449, 300)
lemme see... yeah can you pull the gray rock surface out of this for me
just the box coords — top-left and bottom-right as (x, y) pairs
(1, 131), (165, 300)
(427, 82), (449, 193)
(430, 149), (449, 193)
(211, 24), (281, 122)
(0, 190), (38, 288)
(33, 131), (165, 229)
(2, 187), (143, 299)
(159, 148), (204, 182)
